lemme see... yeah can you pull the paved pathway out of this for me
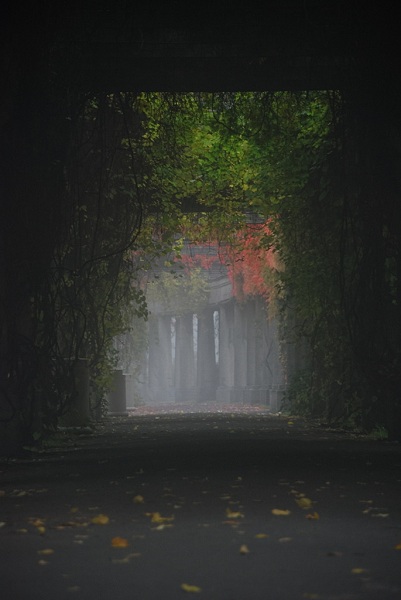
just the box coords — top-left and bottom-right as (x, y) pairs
(1, 405), (401, 599)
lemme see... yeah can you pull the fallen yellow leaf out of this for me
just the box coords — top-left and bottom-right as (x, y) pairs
(296, 497), (313, 509)
(226, 507), (244, 519)
(351, 568), (368, 574)
(271, 509), (291, 516)
(133, 495), (144, 504)
(255, 533), (269, 539)
(305, 512), (320, 520)
(91, 514), (110, 525)
(111, 536), (129, 548)
(145, 512), (174, 524)
(38, 549), (54, 555)
(394, 542), (401, 550)
(181, 583), (202, 593)
(239, 544), (250, 554)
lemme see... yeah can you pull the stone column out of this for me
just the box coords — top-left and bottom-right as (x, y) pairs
(244, 299), (262, 405)
(216, 301), (235, 403)
(232, 300), (247, 403)
(174, 313), (195, 403)
(196, 309), (217, 402)
(146, 315), (174, 404)
(253, 297), (270, 405)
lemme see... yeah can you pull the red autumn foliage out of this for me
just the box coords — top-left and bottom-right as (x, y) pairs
(222, 222), (275, 302)
(179, 221), (276, 302)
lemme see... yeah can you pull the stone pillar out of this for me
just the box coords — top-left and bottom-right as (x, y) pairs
(107, 369), (128, 416)
(146, 315), (174, 404)
(243, 299), (264, 405)
(253, 297), (270, 405)
(216, 301), (235, 403)
(174, 313), (196, 403)
(196, 309), (217, 402)
(232, 301), (247, 403)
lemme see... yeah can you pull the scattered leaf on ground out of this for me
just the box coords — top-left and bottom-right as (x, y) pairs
(394, 542), (401, 550)
(226, 507), (244, 519)
(111, 536), (129, 548)
(296, 497), (313, 509)
(37, 527), (46, 535)
(239, 544), (250, 554)
(305, 512), (320, 520)
(38, 549), (54, 555)
(351, 568), (368, 574)
(133, 495), (144, 504)
(255, 533), (269, 539)
(272, 509), (291, 516)
(145, 512), (174, 524)
(91, 514), (110, 525)
(30, 518), (46, 527)
(181, 583), (202, 593)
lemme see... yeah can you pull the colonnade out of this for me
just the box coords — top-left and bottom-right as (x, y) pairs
(143, 296), (286, 409)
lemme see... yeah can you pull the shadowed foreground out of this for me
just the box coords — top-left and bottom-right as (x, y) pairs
(1, 405), (400, 599)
